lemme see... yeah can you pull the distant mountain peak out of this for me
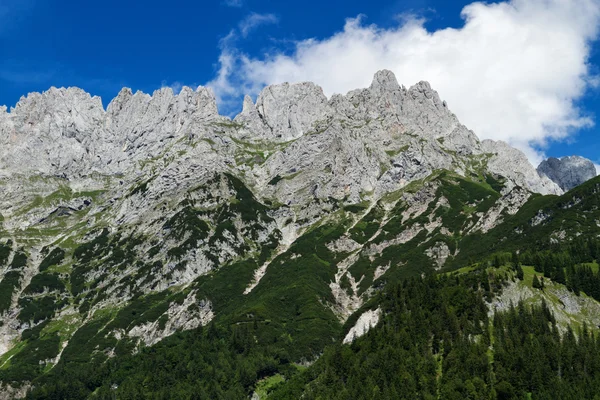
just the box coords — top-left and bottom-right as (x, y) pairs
(537, 155), (597, 191)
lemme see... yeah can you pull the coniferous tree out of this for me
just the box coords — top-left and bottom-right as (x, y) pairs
(512, 251), (520, 268)
(532, 275), (542, 289)
(494, 255), (502, 268)
(516, 264), (524, 281)
(554, 266), (566, 285)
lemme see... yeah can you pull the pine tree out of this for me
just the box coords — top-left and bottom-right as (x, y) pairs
(512, 251), (520, 268)
(554, 266), (566, 285)
(516, 264), (524, 281)
(494, 255), (502, 268)
(532, 275), (542, 289)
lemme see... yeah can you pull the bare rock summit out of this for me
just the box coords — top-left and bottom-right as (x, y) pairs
(537, 156), (597, 191)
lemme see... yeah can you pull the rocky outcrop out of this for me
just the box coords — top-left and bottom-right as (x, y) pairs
(0, 383), (30, 400)
(343, 308), (381, 344)
(489, 280), (600, 336)
(235, 82), (329, 141)
(125, 291), (213, 347)
(537, 156), (597, 192)
(425, 242), (451, 269)
(468, 184), (531, 233)
(480, 140), (562, 195)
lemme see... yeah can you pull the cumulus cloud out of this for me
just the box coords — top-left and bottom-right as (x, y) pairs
(207, 13), (279, 110)
(207, 0), (600, 164)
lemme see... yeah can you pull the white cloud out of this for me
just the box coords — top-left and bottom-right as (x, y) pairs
(223, 0), (243, 7)
(595, 163), (600, 175)
(239, 12), (278, 38)
(208, 0), (600, 162)
(207, 13), (279, 111)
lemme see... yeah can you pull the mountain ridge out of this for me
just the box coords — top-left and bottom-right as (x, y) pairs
(0, 71), (564, 195)
(0, 70), (599, 399)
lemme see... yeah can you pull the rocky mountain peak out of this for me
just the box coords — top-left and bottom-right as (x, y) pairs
(241, 94), (255, 114)
(408, 81), (447, 113)
(11, 86), (104, 124)
(537, 155), (597, 192)
(177, 86), (219, 119)
(107, 87), (134, 111)
(0, 70), (571, 199)
(234, 81), (330, 141)
(369, 69), (402, 93)
(257, 81), (329, 141)
(480, 140), (562, 194)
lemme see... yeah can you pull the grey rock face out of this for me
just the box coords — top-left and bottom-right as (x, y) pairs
(0, 87), (106, 177)
(0, 71), (572, 289)
(234, 82), (329, 142)
(0, 85), (224, 179)
(537, 156), (597, 192)
(0, 70), (562, 201)
(481, 140), (562, 195)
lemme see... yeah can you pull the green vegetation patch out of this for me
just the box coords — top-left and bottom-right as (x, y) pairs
(255, 374), (285, 398)
(18, 295), (67, 324)
(0, 240), (12, 267)
(0, 250), (28, 313)
(0, 331), (60, 382)
(349, 205), (385, 244)
(23, 273), (65, 294)
(38, 247), (65, 272)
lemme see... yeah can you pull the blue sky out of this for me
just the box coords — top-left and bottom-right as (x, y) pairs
(0, 0), (599, 167)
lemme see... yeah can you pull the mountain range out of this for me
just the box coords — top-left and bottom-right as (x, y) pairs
(0, 70), (598, 399)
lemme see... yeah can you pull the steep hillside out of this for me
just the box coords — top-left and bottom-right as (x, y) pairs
(269, 263), (600, 400)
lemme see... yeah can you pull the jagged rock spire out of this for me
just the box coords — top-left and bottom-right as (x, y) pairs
(369, 69), (401, 93)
